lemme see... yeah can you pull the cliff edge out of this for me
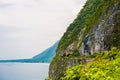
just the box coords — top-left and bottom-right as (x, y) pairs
(49, 0), (120, 80)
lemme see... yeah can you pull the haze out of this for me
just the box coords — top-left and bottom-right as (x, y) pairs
(0, 0), (86, 59)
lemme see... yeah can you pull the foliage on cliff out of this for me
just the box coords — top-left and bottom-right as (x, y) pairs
(61, 48), (120, 80)
(57, 0), (119, 52)
(49, 0), (120, 80)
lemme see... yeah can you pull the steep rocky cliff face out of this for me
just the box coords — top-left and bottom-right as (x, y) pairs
(49, 57), (81, 80)
(49, 0), (120, 80)
(79, 2), (120, 56)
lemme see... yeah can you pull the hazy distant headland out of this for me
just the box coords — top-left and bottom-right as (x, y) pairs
(0, 41), (59, 63)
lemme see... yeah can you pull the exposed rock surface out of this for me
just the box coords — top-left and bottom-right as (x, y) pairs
(79, 3), (120, 56)
(49, 1), (120, 80)
(49, 57), (81, 80)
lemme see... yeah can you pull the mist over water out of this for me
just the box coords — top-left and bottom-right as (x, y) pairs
(0, 63), (49, 80)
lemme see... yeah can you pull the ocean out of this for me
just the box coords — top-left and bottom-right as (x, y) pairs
(0, 63), (49, 80)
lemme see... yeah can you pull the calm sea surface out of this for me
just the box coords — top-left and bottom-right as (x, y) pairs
(0, 63), (49, 80)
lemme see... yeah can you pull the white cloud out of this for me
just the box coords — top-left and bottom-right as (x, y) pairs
(0, 0), (86, 59)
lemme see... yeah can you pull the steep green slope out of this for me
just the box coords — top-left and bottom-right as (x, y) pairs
(57, 0), (119, 54)
(49, 0), (120, 80)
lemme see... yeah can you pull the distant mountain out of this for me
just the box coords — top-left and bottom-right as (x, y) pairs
(0, 41), (59, 63)
(32, 41), (59, 63)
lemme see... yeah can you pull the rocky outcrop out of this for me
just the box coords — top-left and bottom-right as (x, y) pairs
(49, 57), (81, 80)
(79, 3), (120, 56)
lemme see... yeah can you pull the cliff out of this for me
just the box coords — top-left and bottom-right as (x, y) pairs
(49, 0), (120, 80)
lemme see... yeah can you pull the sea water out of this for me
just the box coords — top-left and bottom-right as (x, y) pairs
(0, 63), (49, 80)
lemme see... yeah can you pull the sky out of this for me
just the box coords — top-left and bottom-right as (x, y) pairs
(0, 0), (86, 59)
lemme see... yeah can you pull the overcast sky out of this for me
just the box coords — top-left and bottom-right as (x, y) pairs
(0, 0), (86, 59)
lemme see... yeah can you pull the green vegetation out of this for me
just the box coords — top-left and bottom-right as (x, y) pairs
(45, 78), (52, 80)
(111, 13), (120, 48)
(49, 0), (120, 79)
(61, 48), (120, 80)
(57, 0), (118, 51)
(72, 50), (79, 57)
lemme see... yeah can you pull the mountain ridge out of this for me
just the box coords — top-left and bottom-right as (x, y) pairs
(0, 41), (59, 63)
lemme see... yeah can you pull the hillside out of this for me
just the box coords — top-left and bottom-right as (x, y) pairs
(0, 41), (58, 63)
(32, 41), (59, 63)
(48, 0), (120, 80)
